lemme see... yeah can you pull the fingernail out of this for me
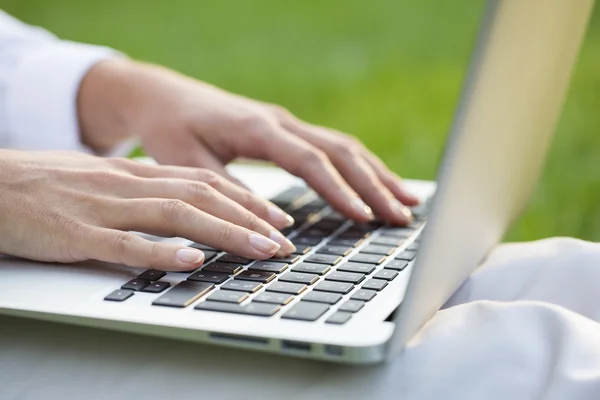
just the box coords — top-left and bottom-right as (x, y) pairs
(269, 205), (295, 228)
(389, 199), (413, 222)
(176, 248), (205, 264)
(269, 230), (296, 253)
(249, 233), (281, 254)
(352, 198), (374, 220)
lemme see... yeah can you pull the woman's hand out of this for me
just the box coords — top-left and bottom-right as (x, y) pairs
(78, 59), (419, 225)
(0, 150), (296, 271)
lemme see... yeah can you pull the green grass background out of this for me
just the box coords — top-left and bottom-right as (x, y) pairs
(3, 0), (600, 242)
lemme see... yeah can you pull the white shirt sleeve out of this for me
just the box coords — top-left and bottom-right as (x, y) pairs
(0, 11), (122, 152)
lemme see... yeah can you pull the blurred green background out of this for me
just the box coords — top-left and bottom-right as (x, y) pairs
(3, 0), (600, 242)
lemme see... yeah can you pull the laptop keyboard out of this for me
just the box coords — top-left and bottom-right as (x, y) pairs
(104, 186), (429, 325)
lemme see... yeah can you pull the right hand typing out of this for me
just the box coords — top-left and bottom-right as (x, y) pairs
(0, 150), (296, 271)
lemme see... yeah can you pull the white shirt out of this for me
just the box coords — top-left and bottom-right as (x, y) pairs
(0, 10), (119, 153)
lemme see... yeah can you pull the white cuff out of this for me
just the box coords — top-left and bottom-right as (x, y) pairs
(5, 40), (121, 152)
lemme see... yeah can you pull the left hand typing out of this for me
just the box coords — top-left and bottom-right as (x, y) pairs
(78, 59), (419, 225)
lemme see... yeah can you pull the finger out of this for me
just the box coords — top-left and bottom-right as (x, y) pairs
(258, 128), (375, 222)
(102, 198), (283, 260)
(144, 134), (250, 189)
(362, 152), (421, 206)
(110, 177), (295, 254)
(281, 119), (412, 224)
(117, 161), (295, 230)
(83, 227), (206, 271)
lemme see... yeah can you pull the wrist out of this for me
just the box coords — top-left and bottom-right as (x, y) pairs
(77, 58), (138, 154)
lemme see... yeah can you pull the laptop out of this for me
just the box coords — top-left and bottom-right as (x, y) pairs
(0, 0), (593, 364)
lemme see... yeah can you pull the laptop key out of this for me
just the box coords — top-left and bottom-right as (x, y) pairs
(188, 271), (229, 284)
(384, 260), (409, 271)
(206, 290), (249, 304)
(137, 269), (166, 281)
(282, 302), (330, 321)
(351, 289), (377, 301)
(325, 271), (365, 284)
(314, 281), (354, 294)
(293, 236), (322, 246)
(362, 279), (388, 291)
(338, 231), (370, 240)
(371, 236), (405, 247)
(221, 280), (263, 293)
(122, 278), (150, 291)
(253, 292), (295, 305)
(235, 270), (276, 283)
(317, 245), (353, 257)
(104, 289), (134, 302)
(305, 254), (342, 265)
(361, 244), (397, 256)
(329, 238), (364, 247)
(141, 281), (171, 293)
(374, 269), (399, 281)
(302, 291), (342, 305)
(196, 301), (280, 317)
(350, 254), (386, 265)
(248, 261), (289, 274)
(152, 281), (214, 308)
(379, 227), (414, 237)
(292, 262), (331, 275)
(338, 300), (365, 313)
(279, 272), (320, 285)
(270, 254), (301, 264)
(337, 262), (376, 275)
(266, 282), (307, 295)
(202, 262), (243, 275)
(189, 243), (218, 251)
(325, 311), (353, 325)
(291, 243), (312, 255)
(219, 254), (253, 265)
(396, 250), (417, 261)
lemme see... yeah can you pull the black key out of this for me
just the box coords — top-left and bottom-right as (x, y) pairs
(351, 289), (377, 301)
(218, 254), (253, 265)
(325, 271), (365, 284)
(312, 220), (343, 231)
(137, 269), (166, 281)
(141, 281), (171, 293)
(206, 290), (248, 304)
(189, 243), (217, 251)
(337, 230), (370, 240)
(253, 292), (294, 305)
(291, 243), (312, 255)
(325, 311), (353, 324)
(338, 300), (365, 313)
(396, 250), (417, 261)
(292, 262), (331, 275)
(122, 278), (150, 291)
(350, 254), (386, 265)
(196, 301), (280, 316)
(384, 260), (409, 271)
(235, 270), (276, 283)
(302, 291), (342, 305)
(104, 289), (134, 302)
(317, 245), (353, 256)
(302, 227), (334, 237)
(188, 271), (229, 284)
(361, 244), (397, 256)
(374, 269), (399, 281)
(279, 272), (319, 285)
(305, 254), (342, 265)
(337, 262), (376, 275)
(221, 280), (263, 293)
(321, 210), (345, 221)
(270, 254), (301, 264)
(270, 186), (310, 207)
(201, 250), (219, 262)
(329, 238), (364, 247)
(280, 226), (295, 237)
(281, 302), (330, 321)
(248, 261), (289, 274)
(362, 279), (388, 291)
(293, 236), (322, 246)
(202, 262), (243, 275)
(371, 235), (405, 247)
(380, 227), (414, 238)
(314, 281), (354, 294)
(152, 281), (214, 308)
(266, 282), (307, 295)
